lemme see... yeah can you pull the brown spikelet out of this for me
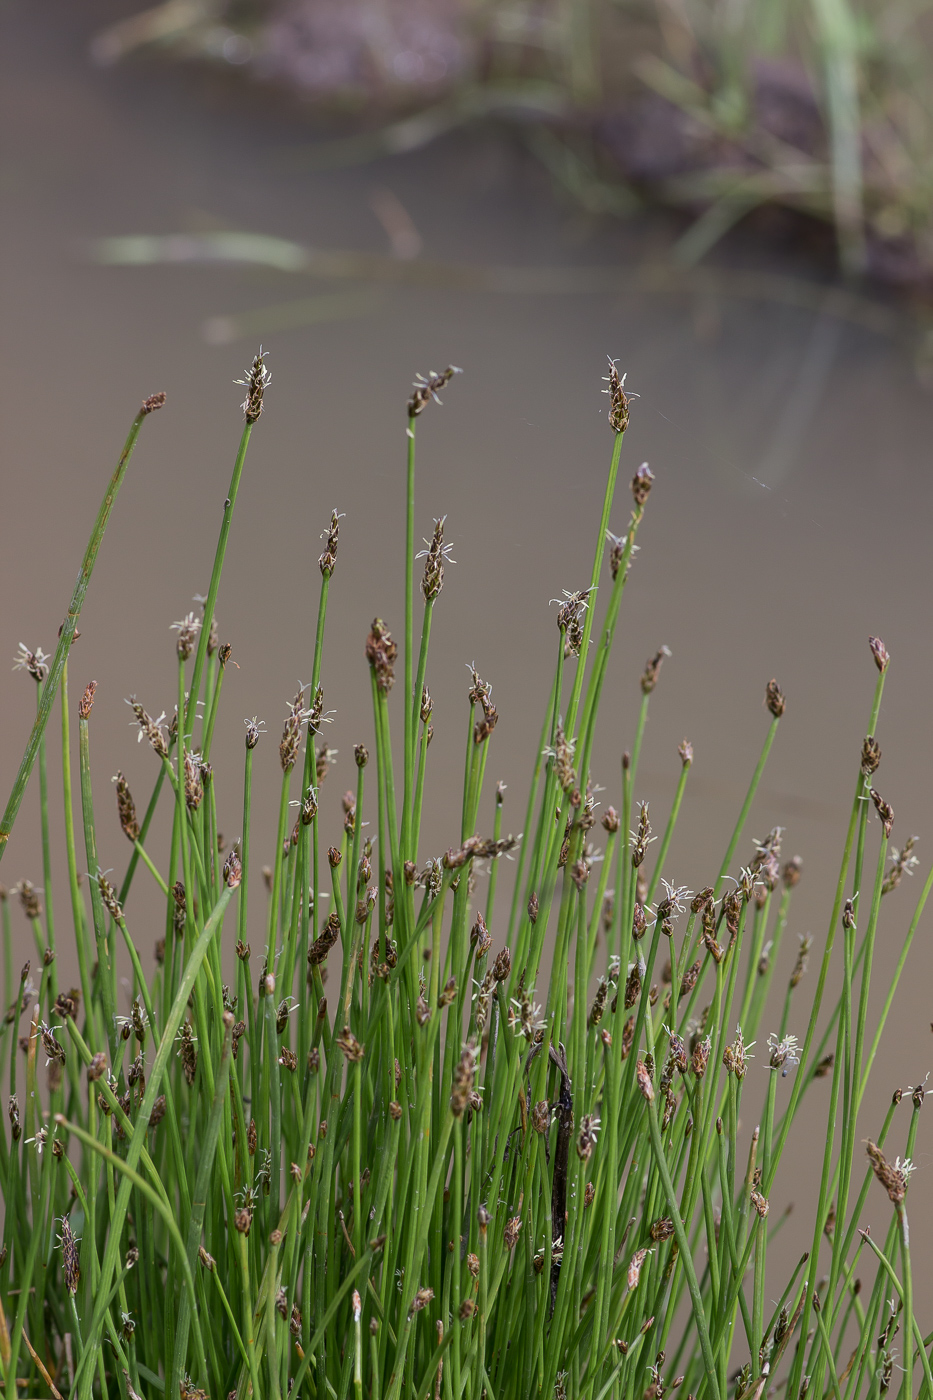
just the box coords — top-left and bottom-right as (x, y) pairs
(366, 619), (398, 694)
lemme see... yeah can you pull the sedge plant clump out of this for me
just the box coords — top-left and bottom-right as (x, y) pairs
(0, 352), (930, 1400)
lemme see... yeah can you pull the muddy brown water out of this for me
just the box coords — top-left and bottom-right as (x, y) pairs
(3, 0), (933, 1328)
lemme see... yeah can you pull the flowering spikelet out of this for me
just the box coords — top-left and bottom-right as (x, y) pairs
(223, 845), (243, 889)
(554, 589), (593, 658)
(183, 749), (204, 811)
(450, 1042), (477, 1117)
(236, 347), (271, 422)
(407, 366), (461, 418)
(318, 509), (343, 578)
(126, 697), (168, 758)
(97, 873), (122, 921)
(79, 681), (97, 719)
(631, 463), (654, 507)
(113, 771), (140, 842)
(418, 516), (454, 601)
(635, 1059), (654, 1102)
(308, 912), (341, 967)
(178, 1021), (197, 1085)
(59, 1218), (81, 1295)
(765, 679), (786, 719)
(869, 635), (890, 672)
(12, 644), (50, 683)
(641, 646), (671, 695)
(577, 1114), (600, 1162)
(335, 1026), (365, 1062)
(603, 359), (631, 434)
(883, 836), (919, 895)
(171, 613), (200, 661)
(627, 1248), (650, 1290)
(366, 619), (398, 694)
(280, 687), (309, 773)
(870, 788), (895, 838)
(631, 802), (653, 869)
(15, 880), (42, 920)
(867, 1141), (914, 1204)
(551, 720), (577, 794)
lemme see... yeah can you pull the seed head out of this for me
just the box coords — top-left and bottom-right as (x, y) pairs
(77, 680), (97, 719)
(14, 880), (42, 921)
(112, 771), (140, 842)
(335, 1026), (365, 1062)
(641, 646), (671, 695)
(870, 788), (894, 838)
(59, 1218), (81, 1295)
(87, 1052), (107, 1083)
(861, 736), (881, 776)
(366, 619), (398, 694)
(409, 1286), (435, 1316)
(183, 749), (203, 811)
(577, 1114), (600, 1162)
(765, 679), (785, 719)
(503, 1216), (522, 1250)
(236, 348), (271, 423)
(492, 947), (511, 982)
(783, 855), (802, 888)
(631, 463), (654, 507)
(636, 1059), (655, 1102)
(627, 1248), (650, 1290)
(141, 391), (166, 414)
(869, 636), (890, 673)
(308, 911), (341, 967)
(450, 1042), (478, 1117)
(790, 934), (812, 988)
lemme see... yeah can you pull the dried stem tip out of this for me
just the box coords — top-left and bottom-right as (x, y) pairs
(236, 349), (270, 423)
(765, 679), (786, 719)
(407, 366), (462, 418)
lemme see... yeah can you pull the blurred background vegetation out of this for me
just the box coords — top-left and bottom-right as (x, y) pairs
(90, 0), (933, 289)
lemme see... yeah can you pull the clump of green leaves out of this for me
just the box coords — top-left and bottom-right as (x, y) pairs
(0, 352), (930, 1400)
